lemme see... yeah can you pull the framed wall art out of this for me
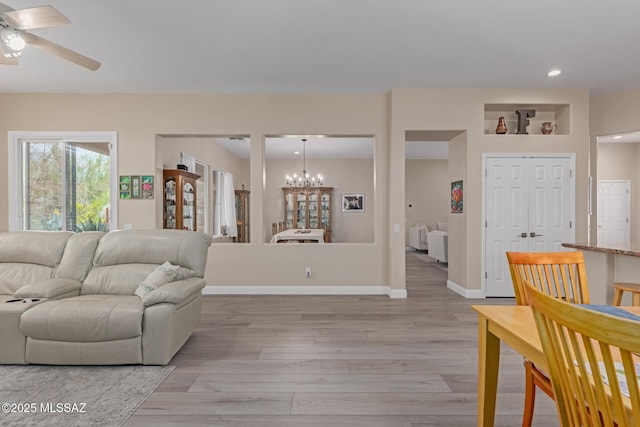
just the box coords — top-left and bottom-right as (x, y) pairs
(451, 180), (463, 213)
(131, 175), (141, 199)
(119, 176), (131, 199)
(141, 175), (154, 199)
(342, 193), (365, 213)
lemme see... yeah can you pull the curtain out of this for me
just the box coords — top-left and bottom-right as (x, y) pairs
(180, 152), (196, 173)
(222, 172), (238, 238)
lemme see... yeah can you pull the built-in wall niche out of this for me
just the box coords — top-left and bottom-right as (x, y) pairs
(264, 135), (375, 243)
(484, 103), (570, 135)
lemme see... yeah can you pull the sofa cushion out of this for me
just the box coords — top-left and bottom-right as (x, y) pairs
(0, 231), (74, 294)
(135, 261), (179, 299)
(20, 295), (143, 342)
(83, 263), (161, 295)
(55, 232), (104, 282)
(91, 230), (212, 276)
(0, 264), (56, 294)
(0, 231), (73, 267)
(14, 278), (82, 299)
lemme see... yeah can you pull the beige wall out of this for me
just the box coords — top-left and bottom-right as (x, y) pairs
(596, 143), (639, 245)
(591, 89), (640, 245)
(0, 88), (593, 295)
(389, 88), (591, 294)
(448, 132), (468, 289)
(404, 159), (449, 242)
(0, 93), (388, 288)
(266, 159), (374, 243)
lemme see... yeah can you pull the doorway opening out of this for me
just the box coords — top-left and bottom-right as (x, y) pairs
(596, 131), (640, 247)
(404, 130), (462, 296)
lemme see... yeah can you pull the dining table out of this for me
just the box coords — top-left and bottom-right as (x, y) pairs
(270, 228), (325, 243)
(472, 304), (640, 427)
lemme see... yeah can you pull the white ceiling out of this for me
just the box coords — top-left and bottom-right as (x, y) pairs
(1, 1), (640, 95)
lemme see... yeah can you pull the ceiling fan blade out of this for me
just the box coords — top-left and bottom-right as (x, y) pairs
(0, 55), (18, 65)
(24, 33), (100, 71)
(0, 2), (13, 15)
(3, 5), (70, 30)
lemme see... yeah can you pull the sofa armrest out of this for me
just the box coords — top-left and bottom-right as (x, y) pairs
(14, 278), (82, 299)
(141, 277), (205, 307)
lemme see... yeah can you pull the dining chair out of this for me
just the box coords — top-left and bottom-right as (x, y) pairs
(525, 282), (640, 427)
(506, 251), (591, 427)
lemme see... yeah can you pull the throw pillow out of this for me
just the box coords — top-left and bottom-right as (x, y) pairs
(135, 261), (180, 299)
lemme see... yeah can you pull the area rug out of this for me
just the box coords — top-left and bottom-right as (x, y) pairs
(0, 365), (174, 426)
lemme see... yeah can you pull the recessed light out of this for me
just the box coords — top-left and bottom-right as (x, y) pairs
(294, 151), (300, 155)
(547, 69), (562, 77)
(613, 135), (622, 140)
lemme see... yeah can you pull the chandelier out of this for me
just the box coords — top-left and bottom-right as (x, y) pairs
(285, 138), (324, 187)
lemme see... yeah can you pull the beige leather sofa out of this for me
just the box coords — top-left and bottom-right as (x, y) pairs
(0, 229), (212, 365)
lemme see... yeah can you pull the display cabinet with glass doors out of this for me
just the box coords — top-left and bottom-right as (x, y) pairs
(163, 169), (200, 231)
(282, 187), (333, 242)
(233, 189), (250, 243)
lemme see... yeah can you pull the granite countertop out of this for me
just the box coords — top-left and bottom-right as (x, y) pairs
(562, 242), (640, 258)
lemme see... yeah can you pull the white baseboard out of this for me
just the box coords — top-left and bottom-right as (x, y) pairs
(388, 288), (408, 299)
(447, 280), (485, 299)
(203, 285), (407, 298)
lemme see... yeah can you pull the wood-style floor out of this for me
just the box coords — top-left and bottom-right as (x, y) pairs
(126, 250), (559, 426)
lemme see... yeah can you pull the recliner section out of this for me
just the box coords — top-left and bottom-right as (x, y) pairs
(0, 229), (212, 365)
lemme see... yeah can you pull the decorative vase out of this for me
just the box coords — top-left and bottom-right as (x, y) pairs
(496, 117), (507, 134)
(540, 122), (558, 135)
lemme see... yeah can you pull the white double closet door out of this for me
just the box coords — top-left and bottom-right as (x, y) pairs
(484, 155), (575, 297)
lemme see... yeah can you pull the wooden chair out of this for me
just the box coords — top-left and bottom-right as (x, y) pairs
(613, 282), (640, 306)
(525, 282), (640, 427)
(506, 251), (591, 427)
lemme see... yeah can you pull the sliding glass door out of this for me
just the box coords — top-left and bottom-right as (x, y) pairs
(22, 140), (111, 231)
(9, 132), (118, 232)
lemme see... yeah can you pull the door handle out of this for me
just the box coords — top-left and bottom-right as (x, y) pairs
(530, 232), (543, 238)
(520, 232), (528, 238)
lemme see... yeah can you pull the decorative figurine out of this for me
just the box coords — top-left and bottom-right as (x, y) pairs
(540, 122), (558, 135)
(515, 109), (536, 134)
(496, 117), (507, 134)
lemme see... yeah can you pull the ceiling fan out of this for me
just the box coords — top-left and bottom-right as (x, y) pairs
(0, 2), (100, 70)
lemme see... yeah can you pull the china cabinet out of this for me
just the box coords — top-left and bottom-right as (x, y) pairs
(163, 169), (200, 231)
(234, 189), (250, 243)
(282, 187), (333, 242)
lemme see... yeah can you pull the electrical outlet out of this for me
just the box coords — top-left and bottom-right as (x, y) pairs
(305, 267), (311, 278)
(124, 224), (133, 230)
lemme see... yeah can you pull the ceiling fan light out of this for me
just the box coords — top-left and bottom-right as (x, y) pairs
(1, 29), (25, 53)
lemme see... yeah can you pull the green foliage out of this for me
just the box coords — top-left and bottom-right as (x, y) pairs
(25, 142), (110, 232)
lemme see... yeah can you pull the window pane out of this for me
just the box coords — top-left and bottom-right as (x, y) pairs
(72, 144), (110, 232)
(24, 142), (63, 230)
(21, 140), (110, 232)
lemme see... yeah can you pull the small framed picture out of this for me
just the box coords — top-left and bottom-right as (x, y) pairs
(342, 193), (365, 213)
(141, 175), (154, 199)
(451, 180), (463, 213)
(119, 176), (131, 198)
(131, 175), (141, 199)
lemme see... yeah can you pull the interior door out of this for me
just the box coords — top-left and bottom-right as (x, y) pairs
(485, 156), (574, 297)
(597, 180), (630, 247)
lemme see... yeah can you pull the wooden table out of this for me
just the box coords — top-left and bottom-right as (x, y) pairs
(270, 228), (325, 243)
(472, 304), (640, 427)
